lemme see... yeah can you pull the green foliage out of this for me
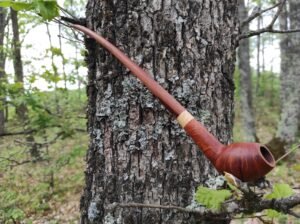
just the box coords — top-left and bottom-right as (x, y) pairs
(233, 70), (280, 142)
(0, 1), (32, 10)
(292, 164), (300, 171)
(265, 183), (294, 219)
(195, 186), (232, 211)
(0, 0), (59, 20)
(34, 0), (59, 20)
(0, 130), (86, 223)
(265, 183), (293, 200)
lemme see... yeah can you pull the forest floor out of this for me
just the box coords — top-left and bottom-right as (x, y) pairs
(0, 132), (87, 223)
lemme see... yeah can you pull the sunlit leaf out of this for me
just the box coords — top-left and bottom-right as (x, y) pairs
(292, 164), (300, 171)
(0, 1), (12, 7)
(32, 0), (59, 20)
(265, 183), (293, 200)
(11, 2), (33, 11)
(266, 209), (281, 218)
(195, 186), (232, 211)
(50, 47), (62, 56)
(0, 0), (59, 20)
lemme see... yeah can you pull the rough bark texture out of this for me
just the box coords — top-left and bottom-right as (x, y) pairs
(268, 0), (300, 158)
(11, 9), (27, 121)
(237, 0), (257, 142)
(0, 8), (7, 135)
(80, 1), (239, 223)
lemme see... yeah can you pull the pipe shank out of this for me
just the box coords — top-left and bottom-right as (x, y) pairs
(179, 117), (224, 163)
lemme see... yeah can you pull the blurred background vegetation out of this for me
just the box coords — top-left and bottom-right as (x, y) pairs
(0, 0), (299, 223)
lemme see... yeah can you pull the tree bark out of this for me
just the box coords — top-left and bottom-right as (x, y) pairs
(268, 0), (300, 159)
(238, 0), (258, 142)
(11, 8), (39, 159)
(255, 3), (261, 96)
(11, 8), (27, 121)
(80, 1), (238, 223)
(0, 8), (7, 135)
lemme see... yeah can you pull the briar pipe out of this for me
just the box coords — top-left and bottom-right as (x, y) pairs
(72, 24), (275, 182)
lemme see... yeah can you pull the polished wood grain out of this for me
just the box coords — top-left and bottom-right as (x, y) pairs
(73, 24), (276, 182)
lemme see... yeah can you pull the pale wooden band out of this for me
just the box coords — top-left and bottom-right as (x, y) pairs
(177, 110), (194, 128)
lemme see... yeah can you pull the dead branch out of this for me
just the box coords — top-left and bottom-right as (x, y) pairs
(240, 28), (300, 39)
(107, 202), (208, 215)
(241, 2), (281, 28)
(0, 129), (35, 137)
(239, 0), (300, 39)
(0, 156), (34, 167)
(106, 193), (300, 220)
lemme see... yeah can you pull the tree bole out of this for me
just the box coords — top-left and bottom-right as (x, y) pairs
(72, 24), (275, 182)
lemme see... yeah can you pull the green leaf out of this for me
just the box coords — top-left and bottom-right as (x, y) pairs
(0, 1), (12, 7)
(265, 183), (293, 200)
(0, 0), (59, 20)
(266, 209), (281, 218)
(195, 186), (232, 211)
(32, 0), (59, 20)
(292, 164), (300, 171)
(0, 1), (33, 10)
(50, 47), (62, 56)
(11, 2), (33, 10)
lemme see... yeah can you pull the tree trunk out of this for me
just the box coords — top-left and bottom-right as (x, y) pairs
(278, 2), (289, 108)
(0, 8), (7, 135)
(11, 8), (27, 121)
(255, 3), (261, 96)
(80, 1), (238, 223)
(267, 0), (300, 159)
(11, 8), (39, 159)
(238, 0), (258, 142)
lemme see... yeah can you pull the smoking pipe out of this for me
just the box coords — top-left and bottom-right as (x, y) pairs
(72, 24), (275, 182)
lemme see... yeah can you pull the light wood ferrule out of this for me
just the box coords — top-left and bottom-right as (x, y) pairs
(176, 110), (194, 128)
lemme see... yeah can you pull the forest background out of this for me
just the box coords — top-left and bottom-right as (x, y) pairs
(0, 0), (299, 223)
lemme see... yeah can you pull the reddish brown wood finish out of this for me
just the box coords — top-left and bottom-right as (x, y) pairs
(73, 24), (275, 182)
(184, 120), (275, 181)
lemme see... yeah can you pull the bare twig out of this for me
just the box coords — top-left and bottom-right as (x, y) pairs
(0, 156), (33, 167)
(276, 144), (300, 163)
(57, 5), (77, 19)
(107, 202), (207, 215)
(106, 194), (300, 219)
(240, 27), (300, 40)
(269, 0), (286, 28)
(241, 2), (281, 27)
(239, 0), (300, 39)
(0, 129), (35, 137)
(288, 210), (300, 218)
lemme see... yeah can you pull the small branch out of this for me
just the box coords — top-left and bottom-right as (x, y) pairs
(242, 2), (281, 27)
(239, 0), (300, 40)
(14, 131), (64, 147)
(60, 16), (86, 26)
(288, 210), (300, 218)
(0, 129), (35, 137)
(276, 144), (300, 163)
(0, 156), (33, 167)
(57, 5), (77, 20)
(258, 194), (300, 215)
(240, 28), (300, 39)
(267, 29), (300, 34)
(106, 194), (300, 219)
(107, 202), (208, 215)
(269, 0), (286, 28)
